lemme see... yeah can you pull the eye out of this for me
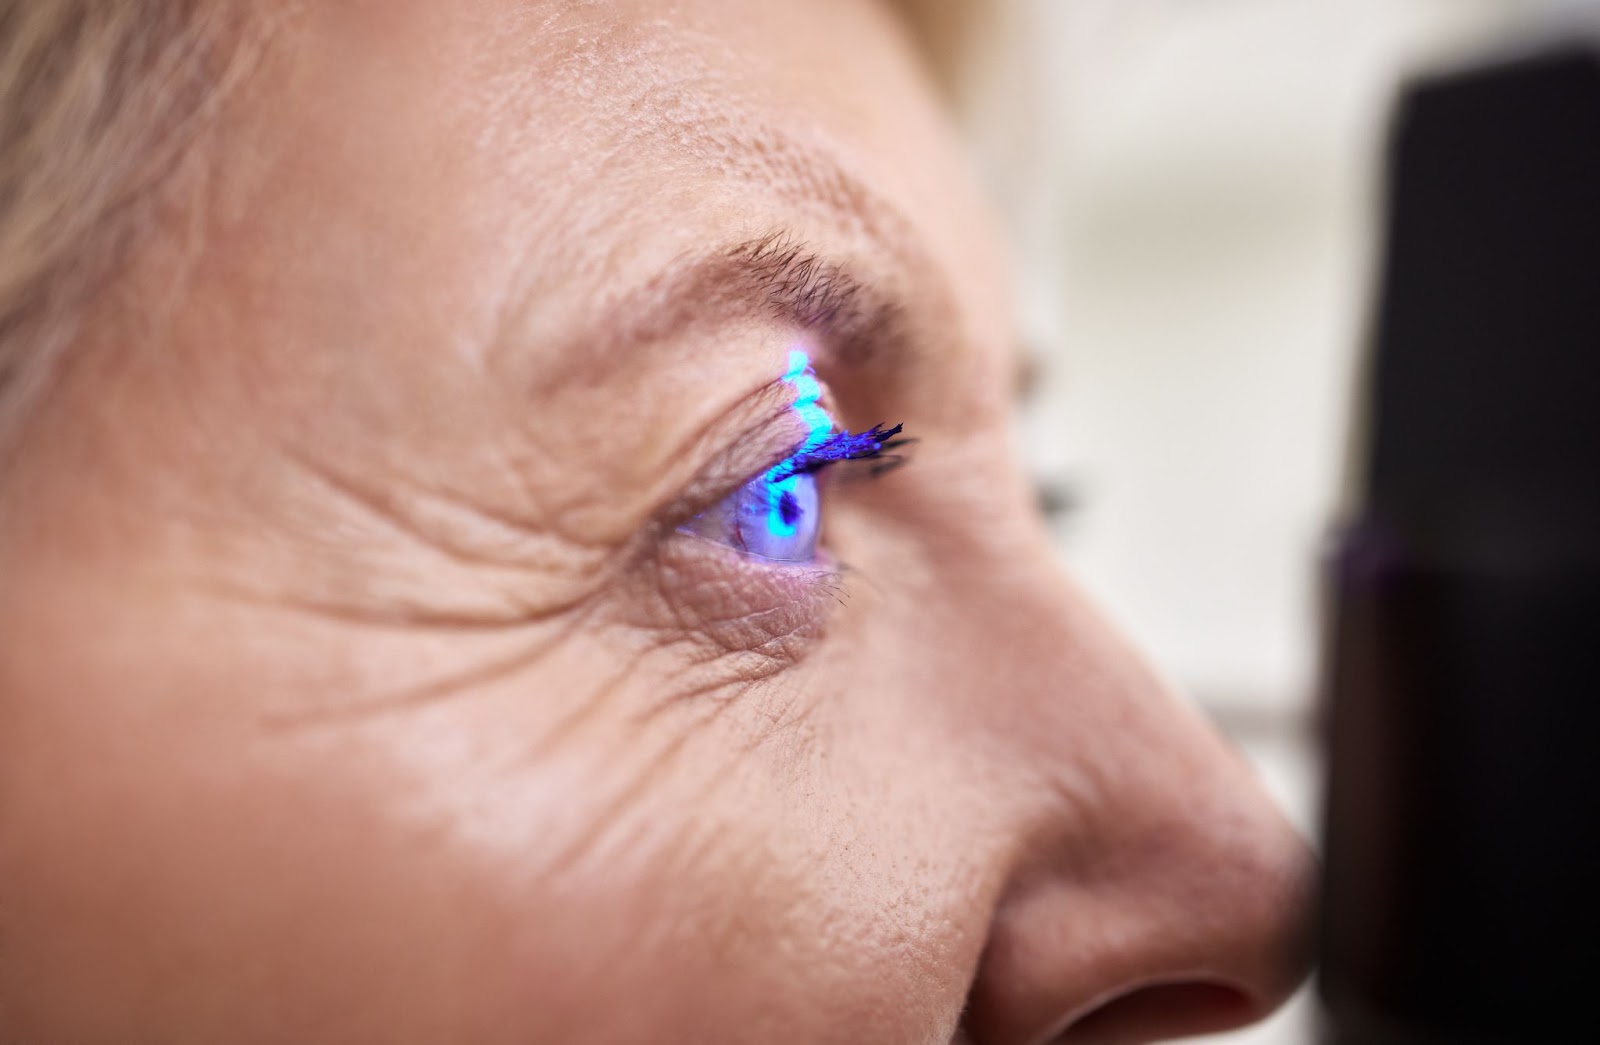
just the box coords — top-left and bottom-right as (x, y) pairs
(675, 350), (905, 566)
(679, 466), (822, 563)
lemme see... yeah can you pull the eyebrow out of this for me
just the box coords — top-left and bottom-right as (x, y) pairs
(730, 233), (910, 365)
(572, 230), (920, 382)
(701, 234), (1030, 404)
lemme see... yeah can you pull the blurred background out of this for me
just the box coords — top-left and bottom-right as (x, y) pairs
(935, 1), (1592, 1041)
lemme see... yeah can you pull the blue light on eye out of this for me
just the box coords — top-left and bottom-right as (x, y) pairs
(762, 349), (834, 541)
(676, 349), (833, 562)
(783, 349), (833, 452)
(764, 474), (804, 538)
(739, 470), (820, 560)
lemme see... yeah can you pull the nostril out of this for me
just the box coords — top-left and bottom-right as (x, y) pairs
(1052, 981), (1258, 1045)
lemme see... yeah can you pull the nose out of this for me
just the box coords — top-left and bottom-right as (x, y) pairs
(957, 561), (1316, 1045)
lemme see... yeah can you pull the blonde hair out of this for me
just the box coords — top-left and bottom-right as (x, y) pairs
(0, 1), (249, 442)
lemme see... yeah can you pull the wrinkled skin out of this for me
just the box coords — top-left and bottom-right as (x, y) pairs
(0, 2), (1314, 1043)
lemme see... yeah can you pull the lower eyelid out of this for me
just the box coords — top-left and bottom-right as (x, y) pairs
(616, 529), (842, 668)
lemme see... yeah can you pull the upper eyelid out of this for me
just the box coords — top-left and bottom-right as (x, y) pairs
(643, 355), (899, 542)
(653, 391), (836, 530)
(682, 425), (836, 516)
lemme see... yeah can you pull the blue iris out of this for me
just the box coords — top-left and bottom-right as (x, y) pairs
(736, 469), (820, 561)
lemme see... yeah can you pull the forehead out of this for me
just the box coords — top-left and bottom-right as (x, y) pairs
(232, 0), (1011, 375)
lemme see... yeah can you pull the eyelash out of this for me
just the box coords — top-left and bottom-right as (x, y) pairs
(768, 422), (907, 483)
(671, 420), (908, 568)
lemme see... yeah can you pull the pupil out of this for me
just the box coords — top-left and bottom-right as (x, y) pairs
(777, 489), (802, 528)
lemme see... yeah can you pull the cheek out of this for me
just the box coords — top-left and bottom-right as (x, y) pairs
(496, 644), (991, 1043)
(0, 588), (974, 1044)
(356, 657), (990, 1045)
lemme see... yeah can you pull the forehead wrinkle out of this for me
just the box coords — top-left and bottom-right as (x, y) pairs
(520, 1), (899, 235)
(474, 9), (956, 379)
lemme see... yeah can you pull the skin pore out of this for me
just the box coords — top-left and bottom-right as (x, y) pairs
(0, 2), (1314, 1043)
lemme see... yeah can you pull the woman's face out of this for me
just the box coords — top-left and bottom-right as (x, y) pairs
(0, 2), (1312, 1042)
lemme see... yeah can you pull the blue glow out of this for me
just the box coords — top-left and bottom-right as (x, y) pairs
(764, 350), (834, 538)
